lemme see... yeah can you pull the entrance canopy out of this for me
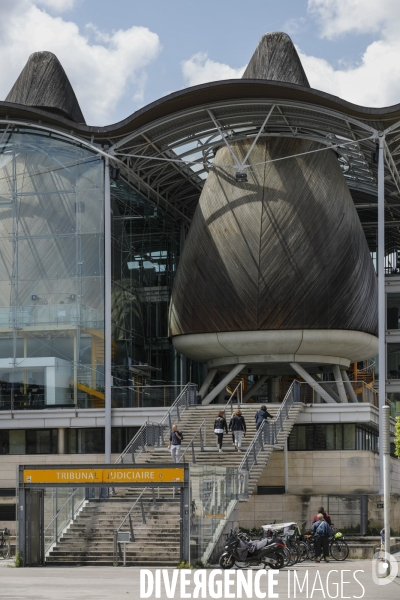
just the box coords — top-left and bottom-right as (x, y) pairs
(18, 463), (189, 567)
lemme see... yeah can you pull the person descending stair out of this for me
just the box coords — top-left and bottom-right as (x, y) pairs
(168, 424), (183, 463)
(228, 409), (247, 452)
(214, 411), (228, 453)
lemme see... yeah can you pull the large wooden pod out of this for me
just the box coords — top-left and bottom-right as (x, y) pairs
(169, 32), (378, 368)
(169, 139), (378, 367)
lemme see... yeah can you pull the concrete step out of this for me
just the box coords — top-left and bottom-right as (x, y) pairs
(46, 559), (178, 566)
(51, 546), (180, 554)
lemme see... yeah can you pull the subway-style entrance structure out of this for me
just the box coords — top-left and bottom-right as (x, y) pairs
(17, 463), (190, 567)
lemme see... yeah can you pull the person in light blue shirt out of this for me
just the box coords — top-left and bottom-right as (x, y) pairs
(312, 513), (333, 563)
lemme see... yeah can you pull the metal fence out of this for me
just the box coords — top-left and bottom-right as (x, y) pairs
(237, 380), (301, 498)
(115, 383), (198, 464)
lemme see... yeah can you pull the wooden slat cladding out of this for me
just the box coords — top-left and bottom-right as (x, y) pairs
(6, 51), (85, 124)
(242, 32), (310, 87)
(169, 138), (378, 337)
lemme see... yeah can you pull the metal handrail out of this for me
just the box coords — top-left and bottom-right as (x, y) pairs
(42, 383), (197, 557)
(113, 487), (156, 564)
(44, 487), (86, 554)
(237, 380), (300, 496)
(115, 382), (197, 464)
(355, 360), (375, 374)
(44, 488), (82, 534)
(298, 380), (389, 408)
(179, 419), (206, 463)
(223, 381), (243, 416)
(116, 488), (151, 534)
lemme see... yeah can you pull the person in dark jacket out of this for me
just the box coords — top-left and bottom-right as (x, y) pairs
(214, 411), (228, 452)
(312, 513), (333, 563)
(168, 424), (183, 463)
(254, 405), (274, 430)
(228, 409), (246, 451)
(312, 506), (332, 526)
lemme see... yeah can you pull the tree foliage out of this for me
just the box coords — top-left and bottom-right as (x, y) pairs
(395, 417), (400, 458)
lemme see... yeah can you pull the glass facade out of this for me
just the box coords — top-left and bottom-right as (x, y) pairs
(387, 293), (400, 329)
(0, 125), (204, 413)
(387, 343), (400, 380)
(0, 126), (104, 410)
(288, 423), (379, 452)
(110, 177), (203, 405)
(110, 177), (180, 395)
(0, 427), (139, 454)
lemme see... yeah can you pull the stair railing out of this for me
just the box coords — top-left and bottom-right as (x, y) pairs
(223, 381), (243, 417)
(45, 384), (198, 557)
(115, 382), (198, 465)
(179, 419), (206, 463)
(44, 487), (86, 555)
(200, 382), (302, 564)
(113, 487), (156, 564)
(237, 380), (301, 498)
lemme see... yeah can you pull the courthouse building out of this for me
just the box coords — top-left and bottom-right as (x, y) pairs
(0, 32), (400, 538)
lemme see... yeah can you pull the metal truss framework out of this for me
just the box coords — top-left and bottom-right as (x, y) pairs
(3, 97), (400, 246)
(86, 98), (400, 251)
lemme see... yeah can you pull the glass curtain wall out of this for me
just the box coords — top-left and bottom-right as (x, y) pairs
(110, 177), (182, 406)
(0, 126), (104, 410)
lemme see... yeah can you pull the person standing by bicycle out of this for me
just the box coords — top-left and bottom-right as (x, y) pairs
(312, 513), (333, 563)
(312, 506), (332, 526)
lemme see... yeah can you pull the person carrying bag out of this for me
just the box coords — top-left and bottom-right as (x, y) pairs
(312, 513), (333, 563)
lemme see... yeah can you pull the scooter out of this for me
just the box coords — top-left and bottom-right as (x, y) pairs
(219, 529), (286, 569)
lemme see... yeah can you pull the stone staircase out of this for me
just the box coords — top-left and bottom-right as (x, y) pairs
(132, 402), (303, 497)
(46, 396), (303, 566)
(46, 494), (180, 566)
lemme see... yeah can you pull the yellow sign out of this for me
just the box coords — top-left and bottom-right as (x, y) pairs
(23, 467), (184, 485)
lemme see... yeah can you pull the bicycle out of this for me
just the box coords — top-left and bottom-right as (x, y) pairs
(0, 529), (10, 560)
(304, 526), (349, 562)
(329, 530), (349, 561)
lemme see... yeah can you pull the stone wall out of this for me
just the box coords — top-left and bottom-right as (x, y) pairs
(257, 450), (400, 495)
(235, 492), (400, 534)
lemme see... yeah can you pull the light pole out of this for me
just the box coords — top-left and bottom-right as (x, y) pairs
(377, 132), (386, 493)
(382, 405), (391, 572)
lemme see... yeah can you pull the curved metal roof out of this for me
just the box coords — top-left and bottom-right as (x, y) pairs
(1, 78), (400, 248)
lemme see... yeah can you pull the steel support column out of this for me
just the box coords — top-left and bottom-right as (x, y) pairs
(332, 365), (348, 403)
(341, 369), (358, 403)
(290, 363), (337, 403)
(202, 364), (245, 405)
(242, 375), (268, 402)
(378, 133), (385, 493)
(198, 368), (218, 399)
(104, 156), (112, 464)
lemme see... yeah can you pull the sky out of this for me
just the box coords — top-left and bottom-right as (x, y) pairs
(1, 0), (400, 125)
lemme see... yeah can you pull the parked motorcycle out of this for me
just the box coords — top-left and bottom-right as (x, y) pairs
(219, 529), (286, 569)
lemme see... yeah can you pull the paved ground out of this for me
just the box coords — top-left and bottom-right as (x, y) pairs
(1, 557), (400, 599)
